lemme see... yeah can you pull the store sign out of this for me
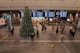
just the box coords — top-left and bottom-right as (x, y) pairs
(56, 11), (60, 18)
(32, 10), (36, 17)
(27, 10), (67, 18)
(48, 11), (55, 17)
(60, 10), (67, 18)
(36, 11), (43, 17)
(44, 10), (47, 17)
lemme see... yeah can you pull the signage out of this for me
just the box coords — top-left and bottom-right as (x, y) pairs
(48, 11), (55, 17)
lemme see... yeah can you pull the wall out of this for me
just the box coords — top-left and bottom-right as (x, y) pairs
(0, 0), (80, 10)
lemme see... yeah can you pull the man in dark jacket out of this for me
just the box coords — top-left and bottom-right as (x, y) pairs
(30, 33), (35, 41)
(69, 28), (75, 39)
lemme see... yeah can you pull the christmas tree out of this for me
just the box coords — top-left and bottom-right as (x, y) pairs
(20, 6), (34, 38)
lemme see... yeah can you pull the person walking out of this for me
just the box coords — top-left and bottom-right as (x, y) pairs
(69, 28), (72, 35)
(72, 29), (75, 39)
(41, 25), (45, 32)
(60, 32), (64, 41)
(30, 33), (35, 42)
(44, 26), (47, 32)
(56, 26), (59, 34)
(10, 26), (14, 36)
(41, 26), (44, 32)
(69, 27), (75, 39)
(36, 29), (39, 38)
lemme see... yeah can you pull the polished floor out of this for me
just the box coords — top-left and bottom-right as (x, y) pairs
(0, 23), (80, 53)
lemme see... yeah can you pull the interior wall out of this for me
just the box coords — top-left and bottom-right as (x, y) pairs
(0, 0), (80, 10)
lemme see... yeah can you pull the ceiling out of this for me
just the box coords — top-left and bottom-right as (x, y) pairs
(0, 0), (80, 10)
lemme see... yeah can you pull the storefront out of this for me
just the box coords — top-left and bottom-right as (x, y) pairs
(0, 10), (80, 25)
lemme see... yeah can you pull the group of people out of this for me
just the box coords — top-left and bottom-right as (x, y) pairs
(31, 23), (47, 41)
(54, 25), (65, 34)
(7, 21), (77, 42)
(40, 22), (47, 32)
(51, 20), (77, 41)
(53, 24), (76, 41)
(28, 25), (39, 41)
(41, 25), (47, 32)
(55, 25), (65, 41)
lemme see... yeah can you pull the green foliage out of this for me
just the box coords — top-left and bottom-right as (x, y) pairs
(20, 6), (34, 37)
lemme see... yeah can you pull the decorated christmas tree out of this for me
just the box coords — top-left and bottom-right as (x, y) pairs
(20, 6), (34, 38)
